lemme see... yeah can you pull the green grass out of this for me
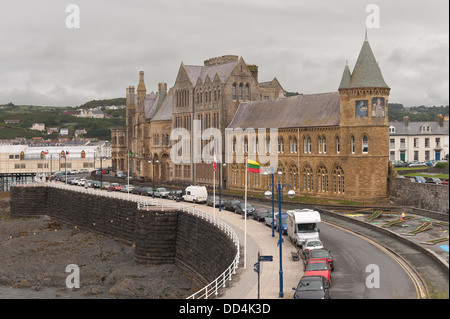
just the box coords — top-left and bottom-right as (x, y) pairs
(404, 173), (449, 179)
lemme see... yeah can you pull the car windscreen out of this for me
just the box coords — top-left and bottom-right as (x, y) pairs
(306, 262), (328, 271)
(310, 251), (329, 259)
(297, 223), (318, 233)
(297, 280), (323, 291)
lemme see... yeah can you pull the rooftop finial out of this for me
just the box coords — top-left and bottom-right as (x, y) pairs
(365, 29), (368, 42)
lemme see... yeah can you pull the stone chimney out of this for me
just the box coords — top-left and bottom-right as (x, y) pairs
(437, 114), (444, 127)
(247, 64), (258, 82)
(204, 55), (238, 66)
(403, 116), (409, 127)
(158, 82), (167, 95)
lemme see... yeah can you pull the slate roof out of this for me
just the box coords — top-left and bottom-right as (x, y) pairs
(389, 121), (449, 136)
(151, 88), (174, 122)
(184, 61), (238, 85)
(339, 40), (389, 90)
(227, 92), (340, 130)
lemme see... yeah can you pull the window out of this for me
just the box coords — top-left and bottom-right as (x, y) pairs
(307, 137), (312, 153)
(278, 137), (284, 153)
(293, 137), (297, 153)
(239, 83), (243, 100)
(318, 137), (322, 154)
(323, 137), (326, 153)
(317, 165), (328, 193)
(390, 151), (395, 161)
(414, 138), (419, 148)
(362, 135), (369, 153)
(400, 138), (406, 148)
(232, 84), (237, 100)
(265, 137), (271, 153)
(333, 166), (344, 194)
(390, 138), (395, 149)
(302, 164), (313, 192)
(245, 84), (250, 100)
(389, 126), (395, 133)
(414, 151), (419, 161)
(425, 138), (430, 148)
(351, 136), (355, 154)
(425, 150), (430, 161)
(336, 136), (340, 154)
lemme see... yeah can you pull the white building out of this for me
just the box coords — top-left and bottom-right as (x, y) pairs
(389, 115), (449, 163)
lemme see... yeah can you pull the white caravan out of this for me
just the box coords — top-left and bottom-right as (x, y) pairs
(287, 209), (321, 247)
(183, 186), (208, 203)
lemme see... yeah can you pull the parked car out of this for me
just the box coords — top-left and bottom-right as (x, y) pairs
(302, 239), (324, 257)
(413, 176), (426, 183)
(116, 171), (127, 178)
(154, 187), (170, 198)
(92, 181), (101, 188)
(234, 202), (255, 216)
(223, 199), (240, 211)
(206, 196), (224, 207)
(101, 182), (111, 190)
(131, 186), (145, 195)
(183, 186), (208, 203)
(109, 183), (122, 191)
(120, 185), (135, 192)
(292, 275), (330, 299)
(305, 249), (334, 271)
(85, 180), (95, 188)
(265, 212), (277, 227)
(304, 259), (331, 285)
(441, 179), (449, 185)
(141, 187), (154, 196)
(408, 161), (426, 167)
(275, 212), (288, 234)
(391, 160), (406, 167)
(425, 177), (442, 184)
(253, 208), (271, 222)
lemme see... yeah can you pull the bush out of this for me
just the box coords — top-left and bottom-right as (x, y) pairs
(435, 162), (449, 169)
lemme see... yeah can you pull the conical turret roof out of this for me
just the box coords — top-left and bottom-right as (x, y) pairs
(338, 63), (352, 90)
(347, 39), (389, 89)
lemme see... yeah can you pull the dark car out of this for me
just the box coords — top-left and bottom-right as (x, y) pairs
(206, 196), (224, 207)
(305, 249), (334, 271)
(275, 212), (288, 234)
(131, 186), (145, 195)
(253, 208), (271, 221)
(141, 187), (154, 196)
(292, 275), (330, 299)
(223, 199), (240, 211)
(234, 202), (255, 216)
(168, 190), (184, 200)
(425, 177), (442, 184)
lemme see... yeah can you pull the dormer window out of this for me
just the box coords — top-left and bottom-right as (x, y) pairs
(389, 126), (395, 133)
(421, 125), (430, 132)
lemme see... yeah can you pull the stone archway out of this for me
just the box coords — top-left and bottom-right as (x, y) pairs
(160, 153), (170, 182)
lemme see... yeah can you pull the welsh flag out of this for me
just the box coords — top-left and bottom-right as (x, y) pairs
(128, 150), (133, 158)
(247, 159), (261, 173)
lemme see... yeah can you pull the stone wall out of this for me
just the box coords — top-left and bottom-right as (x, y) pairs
(10, 186), (237, 288)
(389, 178), (449, 214)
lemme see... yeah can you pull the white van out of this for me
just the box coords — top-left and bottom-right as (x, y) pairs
(287, 209), (321, 247)
(183, 186), (208, 203)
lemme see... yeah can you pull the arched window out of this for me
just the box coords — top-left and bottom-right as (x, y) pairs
(322, 137), (326, 153)
(239, 83), (243, 100)
(244, 137), (248, 153)
(302, 163), (314, 192)
(318, 136), (322, 153)
(307, 137), (312, 153)
(362, 135), (369, 153)
(293, 137), (298, 153)
(245, 84), (250, 100)
(303, 137), (307, 153)
(351, 135), (355, 154)
(278, 137), (284, 153)
(336, 136), (340, 154)
(333, 166), (345, 194)
(289, 164), (299, 190)
(232, 137), (237, 153)
(317, 165), (328, 193)
(232, 84), (237, 100)
(265, 137), (271, 153)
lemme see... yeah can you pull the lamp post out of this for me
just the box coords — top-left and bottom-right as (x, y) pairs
(149, 158), (159, 199)
(264, 170), (295, 298)
(218, 161), (226, 212)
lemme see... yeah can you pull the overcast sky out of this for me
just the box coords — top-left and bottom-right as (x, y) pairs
(0, 0), (448, 108)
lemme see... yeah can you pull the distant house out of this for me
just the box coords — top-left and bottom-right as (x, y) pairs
(60, 128), (69, 136)
(75, 129), (87, 137)
(78, 109), (105, 118)
(47, 127), (59, 135)
(31, 123), (45, 131)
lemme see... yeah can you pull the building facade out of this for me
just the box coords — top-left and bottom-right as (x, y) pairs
(389, 115), (449, 163)
(112, 37), (392, 201)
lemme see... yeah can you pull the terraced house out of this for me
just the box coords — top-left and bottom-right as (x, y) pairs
(112, 36), (391, 201)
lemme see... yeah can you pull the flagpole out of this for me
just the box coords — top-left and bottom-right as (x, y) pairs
(127, 150), (130, 200)
(213, 158), (216, 220)
(244, 156), (247, 269)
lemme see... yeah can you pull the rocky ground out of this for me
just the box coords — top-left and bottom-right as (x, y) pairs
(0, 192), (200, 299)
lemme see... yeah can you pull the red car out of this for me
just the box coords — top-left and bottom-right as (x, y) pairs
(441, 179), (449, 186)
(109, 183), (122, 191)
(304, 258), (331, 285)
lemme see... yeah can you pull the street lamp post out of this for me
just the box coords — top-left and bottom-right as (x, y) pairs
(149, 158), (159, 199)
(218, 161), (226, 212)
(264, 170), (295, 298)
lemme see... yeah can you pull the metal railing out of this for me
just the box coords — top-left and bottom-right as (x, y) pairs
(12, 180), (241, 299)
